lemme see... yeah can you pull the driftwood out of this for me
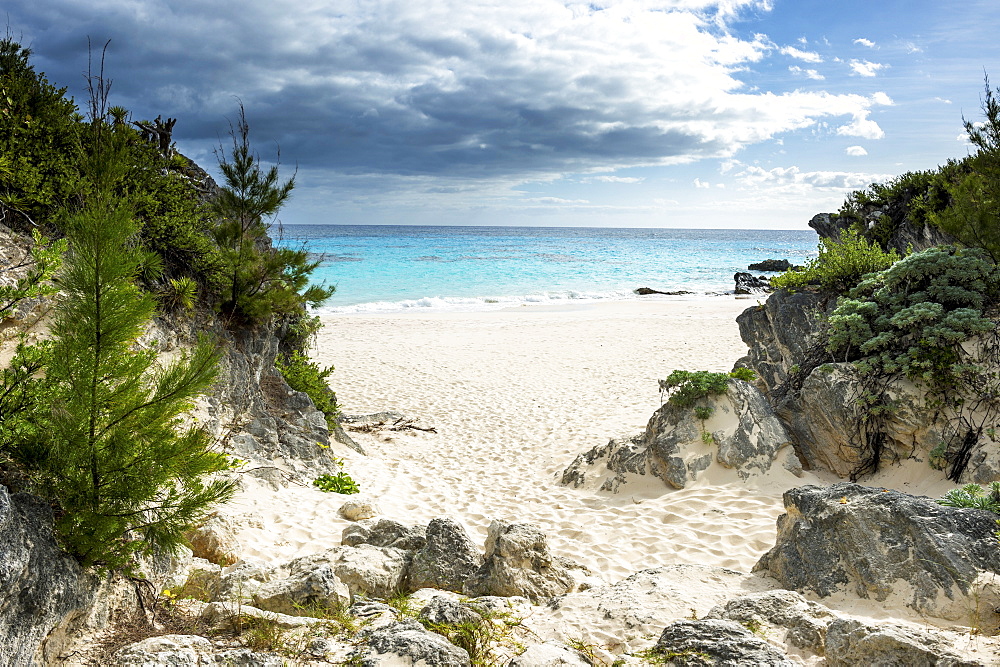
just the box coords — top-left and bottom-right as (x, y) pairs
(345, 416), (437, 434)
(133, 115), (177, 155)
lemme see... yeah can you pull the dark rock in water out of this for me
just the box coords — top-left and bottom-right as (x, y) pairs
(733, 272), (771, 294)
(754, 483), (1000, 622)
(654, 619), (795, 665)
(747, 258), (793, 272)
(634, 287), (693, 296)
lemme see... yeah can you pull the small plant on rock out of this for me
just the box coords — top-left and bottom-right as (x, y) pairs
(937, 482), (1000, 513)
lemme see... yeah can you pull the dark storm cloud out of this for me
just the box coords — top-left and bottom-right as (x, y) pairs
(4, 0), (879, 181)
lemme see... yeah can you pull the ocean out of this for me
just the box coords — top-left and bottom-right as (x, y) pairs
(280, 225), (819, 314)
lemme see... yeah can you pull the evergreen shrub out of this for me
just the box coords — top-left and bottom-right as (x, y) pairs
(771, 228), (901, 293)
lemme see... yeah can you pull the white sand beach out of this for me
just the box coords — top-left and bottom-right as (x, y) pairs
(231, 298), (805, 578)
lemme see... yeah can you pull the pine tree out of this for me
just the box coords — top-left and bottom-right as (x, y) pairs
(1, 109), (236, 570)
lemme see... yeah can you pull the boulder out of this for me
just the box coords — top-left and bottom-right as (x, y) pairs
(825, 618), (983, 667)
(705, 589), (835, 654)
(408, 518), (483, 593)
(562, 380), (799, 491)
(733, 272), (771, 294)
(754, 484), (1000, 623)
(418, 596), (483, 626)
(333, 544), (411, 599)
(185, 512), (241, 566)
(748, 259), (793, 272)
(463, 521), (577, 602)
(339, 497), (381, 522)
(653, 618), (795, 665)
(109, 634), (284, 666)
(351, 619), (471, 666)
(251, 553), (351, 615)
(342, 518), (425, 551)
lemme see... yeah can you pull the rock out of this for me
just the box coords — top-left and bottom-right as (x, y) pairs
(109, 634), (286, 666)
(352, 619), (471, 666)
(408, 518), (483, 593)
(509, 642), (592, 666)
(0, 487), (95, 665)
(464, 521), (577, 602)
(185, 512), (241, 566)
(213, 559), (276, 602)
(747, 259), (793, 272)
(734, 272), (771, 294)
(634, 287), (693, 296)
(251, 553), (351, 616)
(653, 619), (795, 665)
(333, 544), (411, 598)
(418, 596), (483, 626)
(705, 589), (835, 654)
(825, 618), (983, 667)
(754, 484), (1000, 622)
(178, 557), (222, 601)
(736, 289), (832, 397)
(365, 519), (427, 551)
(200, 601), (325, 630)
(807, 212), (851, 242)
(563, 380), (799, 491)
(339, 498), (381, 521)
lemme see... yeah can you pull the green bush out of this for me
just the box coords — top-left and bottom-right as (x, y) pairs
(771, 228), (901, 293)
(313, 471), (360, 494)
(937, 482), (1000, 513)
(825, 245), (998, 384)
(276, 350), (340, 428)
(659, 370), (730, 407)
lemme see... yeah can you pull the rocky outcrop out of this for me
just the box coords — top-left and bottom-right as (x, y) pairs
(408, 518), (483, 593)
(705, 589), (834, 655)
(352, 619), (471, 666)
(185, 512), (241, 566)
(562, 379), (800, 491)
(748, 259), (793, 272)
(733, 271), (771, 294)
(825, 618), (983, 667)
(653, 619), (796, 665)
(754, 484), (1000, 623)
(735, 289), (832, 396)
(109, 635), (283, 666)
(809, 211), (955, 256)
(464, 520), (579, 602)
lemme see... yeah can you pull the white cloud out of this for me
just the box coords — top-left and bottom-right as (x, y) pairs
(789, 66), (824, 80)
(853, 38), (875, 48)
(734, 164), (893, 191)
(836, 112), (885, 140)
(584, 175), (644, 183)
(780, 45), (823, 63)
(870, 92), (894, 106)
(935, 97), (953, 104)
(845, 145), (867, 156)
(693, 177), (711, 188)
(849, 59), (887, 77)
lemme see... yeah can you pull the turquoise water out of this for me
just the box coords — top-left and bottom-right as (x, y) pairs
(280, 225), (818, 313)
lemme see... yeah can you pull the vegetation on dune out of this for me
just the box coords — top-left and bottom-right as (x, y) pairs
(770, 228), (901, 293)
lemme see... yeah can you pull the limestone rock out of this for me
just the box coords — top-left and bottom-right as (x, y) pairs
(563, 379), (798, 491)
(654, 618), (795, 665)
(0, 487), (94, 665)
(200, 601), (325, 630)
(748, 259), (793, 272)
(734, 272), (771, 294)
(366, 518), (427, 551)
(213, 559), (276, 602)
(509, 642), (592, 666)
(754, 483), (1000, 622)
(705, 589), (835, 654)
(418, 596), (483, 626)
(251, 553), (351, 616)
(352, 619), (471, 666)
(463, 520), (577, 602)
(109, 634), (284, 666)
(185, 512), (241, 566)
(339, 497), (381, 521)
(333, 544), (411, 598)
(825, 618), (983, 667)
(408, 517), (483, 593)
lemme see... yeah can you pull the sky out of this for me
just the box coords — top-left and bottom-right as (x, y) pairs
(6, 0), (1000, 229)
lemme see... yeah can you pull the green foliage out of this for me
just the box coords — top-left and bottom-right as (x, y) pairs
(211, 104), (334, 324)
(159, 276), (199, 313)
(771, 228), (901, 293)
(825, 246), (998, 384)
(0, 38), (83, 230)
(276, 350), (340, 427)
(0, 129), (235, 570)
(937, 482), (1000, 513)
(313, 457), (360, 494)
(659, 370), (742, 407)
(0, 229), (66, 317)
(693, 406), (714, 421)
(422, 605), (527, 666)
(729, 367), (756, 383)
